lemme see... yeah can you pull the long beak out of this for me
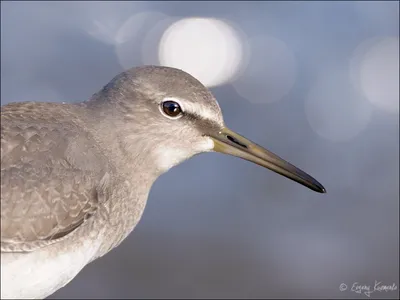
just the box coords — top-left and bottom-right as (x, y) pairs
(208, 127), (326, 193)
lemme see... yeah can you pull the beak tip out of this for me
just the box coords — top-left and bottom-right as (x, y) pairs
(315, 183), (327, 194)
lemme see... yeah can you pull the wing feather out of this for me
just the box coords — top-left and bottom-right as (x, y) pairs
(1, 102), (109, 252)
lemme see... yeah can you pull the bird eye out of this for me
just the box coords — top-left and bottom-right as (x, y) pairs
(161, 100), (182, 118)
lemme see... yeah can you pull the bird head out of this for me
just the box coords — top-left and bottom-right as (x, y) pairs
(89, 65), (325, 193)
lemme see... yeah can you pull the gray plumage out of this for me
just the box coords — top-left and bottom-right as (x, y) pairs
(1, 66), (224, 299)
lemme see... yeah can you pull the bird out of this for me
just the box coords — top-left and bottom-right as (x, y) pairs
(1, 65), (326, 299)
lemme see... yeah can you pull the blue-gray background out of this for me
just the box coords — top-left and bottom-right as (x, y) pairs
(1, 1), (399, 299)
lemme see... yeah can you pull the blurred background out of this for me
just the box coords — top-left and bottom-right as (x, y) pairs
(1, 1), (399, 299)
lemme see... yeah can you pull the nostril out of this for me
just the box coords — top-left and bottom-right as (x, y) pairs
(227, 135), (248, 149)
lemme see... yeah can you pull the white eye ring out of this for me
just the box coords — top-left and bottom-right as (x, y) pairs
(159, 98), (184, 120)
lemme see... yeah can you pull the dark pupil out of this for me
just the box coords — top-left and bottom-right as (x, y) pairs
(163, 101), (181, 117)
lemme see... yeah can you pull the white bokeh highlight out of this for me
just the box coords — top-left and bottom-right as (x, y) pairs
(158, 18), (244, 88)
(349, 36), (387, 94)
(232, 35), (296, 104)
(360, 37), (399, 114)
(305, 68), (372, 142)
